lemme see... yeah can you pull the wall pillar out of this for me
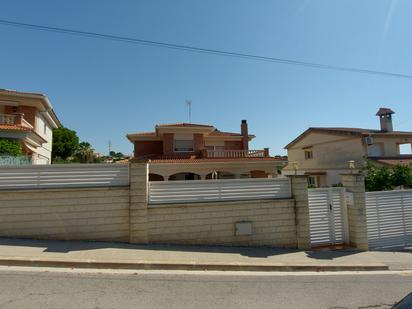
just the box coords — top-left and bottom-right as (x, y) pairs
(129, 161), (149, 244)
(288, 175), (311, 250)
(341, 173), (368, 250)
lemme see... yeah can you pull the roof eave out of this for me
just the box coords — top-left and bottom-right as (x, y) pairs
(285, 128), (365, 149)
(0, 90), (62, 127)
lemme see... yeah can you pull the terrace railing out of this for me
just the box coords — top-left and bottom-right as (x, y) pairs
(148, 177), (291, 205)
(204, 149), (267, 158)
(0, 114), (16, 125)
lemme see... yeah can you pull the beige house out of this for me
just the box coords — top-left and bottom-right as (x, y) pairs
(0, 89), (61, 164)
(127, 120), (286, 180)
(283, 108), (412, 187)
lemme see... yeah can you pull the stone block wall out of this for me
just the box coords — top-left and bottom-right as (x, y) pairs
(0, 187), (130, 241)
(129, 162), (308, 248)
(146, 199), (297, 247)
(0, 162), (313, 249)
(129, 162), (148, 243)
(289, 175), (311, 249)
(341, 173), (368, 250)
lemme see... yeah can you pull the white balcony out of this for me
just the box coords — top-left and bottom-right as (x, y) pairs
(205, 149), (267, 158)
(0, 114), (16, 125)
(0, 113), (33, 129)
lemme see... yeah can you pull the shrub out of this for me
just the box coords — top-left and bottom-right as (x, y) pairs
(364, 160), (412, 191)
(0, 139), (23, 156)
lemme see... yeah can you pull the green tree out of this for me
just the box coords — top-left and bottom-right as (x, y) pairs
(390, 165), (412, 189)
(364, 160), (412, 191)
(74, 142), (95, 163)
(0, 139), (23, 156)
(52, 127), (79, 160)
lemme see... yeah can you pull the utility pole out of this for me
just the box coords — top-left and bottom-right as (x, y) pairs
(186, 100), (192, 123)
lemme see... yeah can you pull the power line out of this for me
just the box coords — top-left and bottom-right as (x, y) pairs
(395, 116), (412, 127)
(1, 18), (412, 79)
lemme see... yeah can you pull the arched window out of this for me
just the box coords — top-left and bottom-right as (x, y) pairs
(168, 172), (201, 181)
(250, 170), (268, 178)
(149, 173), (164, 181)
(205, 171), (236, 179)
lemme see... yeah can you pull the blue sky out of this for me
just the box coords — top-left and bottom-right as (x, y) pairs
(1, 0), (412, 155)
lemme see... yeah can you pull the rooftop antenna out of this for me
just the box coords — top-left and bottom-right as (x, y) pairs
(186, 100), (192, 123)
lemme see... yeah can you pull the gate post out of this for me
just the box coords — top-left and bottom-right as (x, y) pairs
(288, 175), (311, 250)
(129, 160), (149, 244)
(341, 173), (368, 250)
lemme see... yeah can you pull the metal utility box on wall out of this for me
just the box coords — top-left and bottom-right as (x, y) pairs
(235, 221), (253, 236)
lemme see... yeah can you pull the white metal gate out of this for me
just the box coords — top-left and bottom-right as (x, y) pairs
(308, 188), (349, 247)
(366, 189), (412, 250)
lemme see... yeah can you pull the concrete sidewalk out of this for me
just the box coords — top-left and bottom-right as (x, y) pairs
(0, 238), (411, 271)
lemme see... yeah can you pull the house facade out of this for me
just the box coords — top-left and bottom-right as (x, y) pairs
(127, 120), (286, 180)
(0, 89), (61, 164)
(283, 108), (412, 187)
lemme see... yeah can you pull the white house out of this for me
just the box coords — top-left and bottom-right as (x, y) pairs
(283, 108), (412, 186)
(0, 89), (61, 164)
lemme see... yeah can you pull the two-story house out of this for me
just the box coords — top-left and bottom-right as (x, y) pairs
(283, 108), (412, 187)
(127, 120), (286, 181)
(0, 89), (61, 164)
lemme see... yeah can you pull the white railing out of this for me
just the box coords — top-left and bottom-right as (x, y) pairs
(0, 164), (129, 190)
(206, 149), (266, 158)
(0, 114), (15, 125)
(148, 177), (291, 205)
(21, 118), (33, 128)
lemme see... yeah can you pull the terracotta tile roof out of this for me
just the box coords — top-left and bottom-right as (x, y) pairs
(128, 128), (253, 139)
(149, 156), (287, 164)
(209, 130), (242, 137)
(310, 127), (381, 134)
(0, 124), (47, 143)
(0, 88), (45, 97)
(156, 123), (214, 128)
(368, 156), (412, 166)
(371, 131), (412, 136)
(311, 127), (412, 136)
(0, 124), (30, 131)
(0, 89), (62, 128)
(128, 131), (156, 137)
(285, 127), (412, 149)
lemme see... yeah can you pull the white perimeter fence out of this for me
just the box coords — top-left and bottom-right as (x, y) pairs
(0, 164), (129, 190)
(148, 178), (291, 205)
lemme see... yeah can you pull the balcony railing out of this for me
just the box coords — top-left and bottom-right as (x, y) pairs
(0, 113), (33, 128)
(204, 149), (268, 158)
(0, 114), (16, 125)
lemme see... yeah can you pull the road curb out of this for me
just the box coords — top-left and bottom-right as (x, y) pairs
(0, 257), (390, 272)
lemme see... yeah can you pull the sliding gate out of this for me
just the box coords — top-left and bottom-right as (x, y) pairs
(308, 188), (349, 247)
(366, 189), (412, 250)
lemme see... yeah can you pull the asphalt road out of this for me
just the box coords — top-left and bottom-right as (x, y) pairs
(0, 267), (411, 309)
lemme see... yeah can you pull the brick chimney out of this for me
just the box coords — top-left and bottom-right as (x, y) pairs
(376, 108), (395, 132)
(241, 120), (249, 150)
